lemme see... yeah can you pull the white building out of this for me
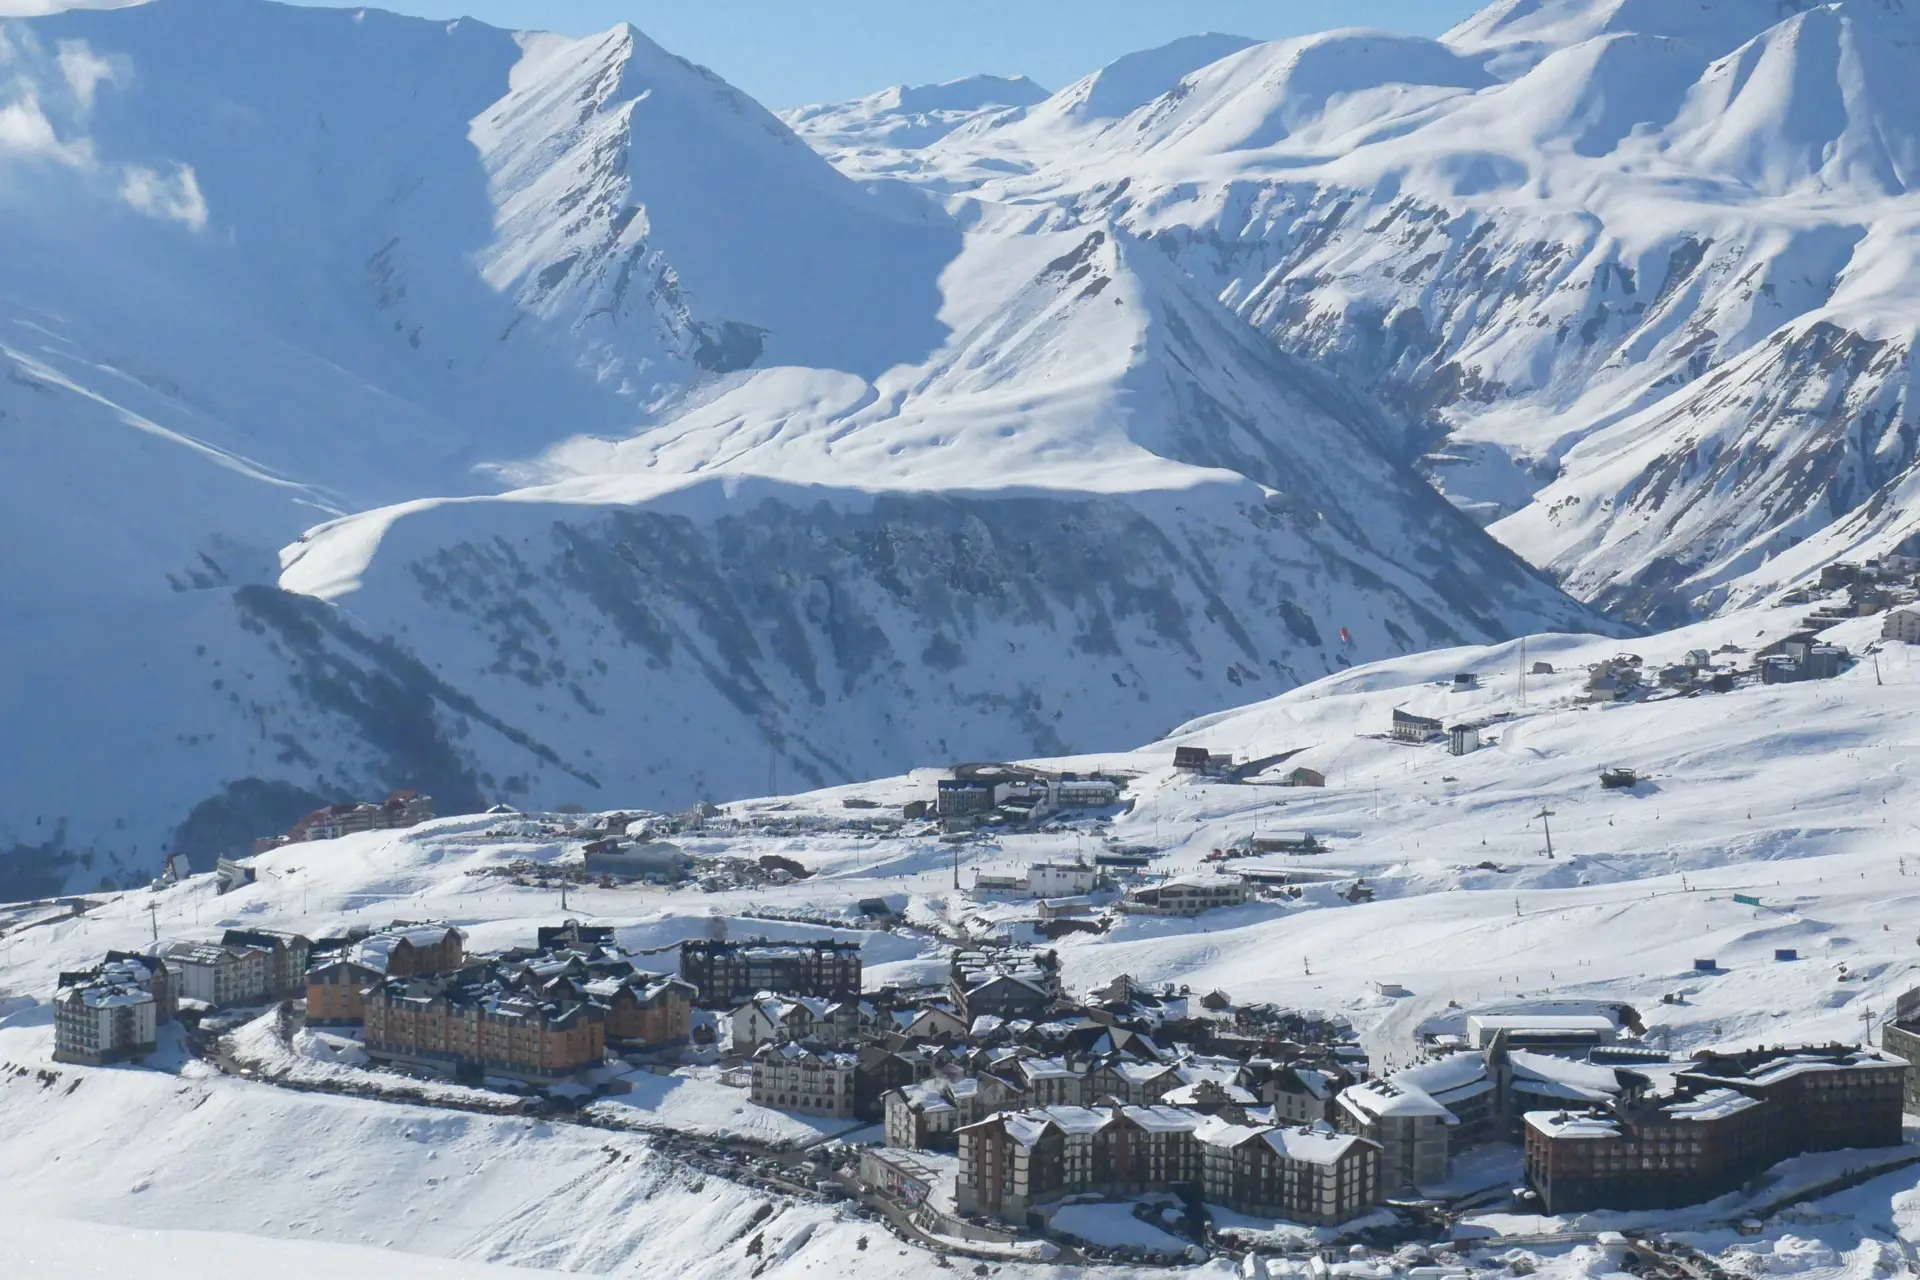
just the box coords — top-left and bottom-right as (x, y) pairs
(1884, 609), (1920, 643)
(52, 982), (157, 1065)
(1028, 861), (1098, 897)
(158, 941), (271, 1008)
(1055, 778), (1121, 807)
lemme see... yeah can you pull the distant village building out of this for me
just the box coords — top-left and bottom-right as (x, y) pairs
(56, 952), (174, 1024)
(52, 979), (157, 1066)
(361, 970), (605, 1080)
(935, 779), (997, 818)
(1884, 609), (1920, 644)
(1448, 725), (1480, 756)
(1284, 768), (1326, 788)
(1525, 1046), (1907, 1213)
(280, 791), (435, 846)
(955, 1104), (1381, 1227)
(677, 939), (862, 1008)
(220, 928), (312, 1000)
(159, 939), (272, 1008)
(858, 1147), (939, 1207)
(1390, 710), (1444, 743)
(583, 840), (692, 882)
(1452, 673), (1479, 691)
(1172, 746), (1213, 774)
(1335, 1076), (1453, 1189)
(950, 947), (1063, 1020)
(1055, 776), (1122, 807)
(750, 1042), (857, 1117)
(1027, 861), (1098, 897)
(1121, 876), (1248, 917)
(731, 991), (862, 1051)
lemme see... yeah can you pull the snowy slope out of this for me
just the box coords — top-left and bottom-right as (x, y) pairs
(0, 0), (1615, 894)
(778, 74), (1051, 169)
(802, 0), (1920, 624)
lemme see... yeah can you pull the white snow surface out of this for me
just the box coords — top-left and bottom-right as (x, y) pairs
(792, 0), (1920, 626)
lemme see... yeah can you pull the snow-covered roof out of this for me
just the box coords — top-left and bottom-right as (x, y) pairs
(1123, 1105), (1204, 1134)
(1340, 1078), (1452, 1121)
(1524, 1110), (1621, 1140)
(1263, 1125), (1367, 1166)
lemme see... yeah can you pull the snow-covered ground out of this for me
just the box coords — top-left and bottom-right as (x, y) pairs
(6, 602), (1920, 1274)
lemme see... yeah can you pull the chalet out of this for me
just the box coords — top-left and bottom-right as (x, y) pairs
(949, 947), (1061, 1019)
(57, 952), (174, 1024)
(1172, 746), (1212, 774)
(730, 992), (860, 1050)
(1284, 767), (1326, 788)
(1390, 710), (1444, 743)
(1027, 861), (1097, 897)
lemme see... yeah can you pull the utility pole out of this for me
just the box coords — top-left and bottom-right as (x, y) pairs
(952, 839), (960, 891)
(1535, 807), (1556, 859)
(560, 880), (569, 914)
(146, 901), (158, 944)
(1519, 635), (1528, 706)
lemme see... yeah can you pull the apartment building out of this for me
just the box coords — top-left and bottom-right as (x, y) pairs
(678, 939), (861, 1007)
(1525, 1045), (1908, 1213)
(52, 980), (157, 1066)
(361, 971), (605, 1080)
(749, 1042), (858, 1118)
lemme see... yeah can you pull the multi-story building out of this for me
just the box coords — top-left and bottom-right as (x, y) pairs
(884, 1070), (1024, 1150)
(678, 939), (861, 1008)
(1120, 877), (1248, 916)
(305, 956), (387, 1026)
(52, 980), (157, 1065)
(955, 1104), (1380, 1227)
(1335, 1076), (1453, 1190)
(1198, 1119), (1382, 1227)
(730, 992), (860, 1051)
(949, 947), (1061, 1019)
(221, 929), (313, 999)
(1027, 862), (1098, 897)
(159, 940), (273, 1008)
(57, 952), (175, 1024)
(1524, 1045), (1908, 1213)
(355, 923), (466, 979)
(361, 971), (605, 1080)
(750, 1042), (857, 1118)
(590, 971), (696, 1048)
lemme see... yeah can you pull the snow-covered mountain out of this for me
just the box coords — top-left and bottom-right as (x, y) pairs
(0, 0), (1607, 895)
(816, 0), (1920, 626)
(778, 73), (1050, 160)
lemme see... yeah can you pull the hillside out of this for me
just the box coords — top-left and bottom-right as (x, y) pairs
(5, 599), (1920, 1275)
(802, 1), (1920, 625)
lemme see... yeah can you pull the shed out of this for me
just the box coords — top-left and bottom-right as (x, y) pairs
(1285, 767), (1327, 788)
(1448, 725), (1480, 756)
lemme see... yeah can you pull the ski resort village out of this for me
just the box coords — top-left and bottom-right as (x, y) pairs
(15, 0), (1920, 1277)
(11, 593), (1920, 1277)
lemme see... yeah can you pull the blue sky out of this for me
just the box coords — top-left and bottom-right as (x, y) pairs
(341, 1), (1489, 108)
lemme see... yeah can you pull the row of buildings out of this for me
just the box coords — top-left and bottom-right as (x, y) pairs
(957, 1103), (1380, 1227)
(928, 766), (1124, 824)
(254, 791), (436, 853)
